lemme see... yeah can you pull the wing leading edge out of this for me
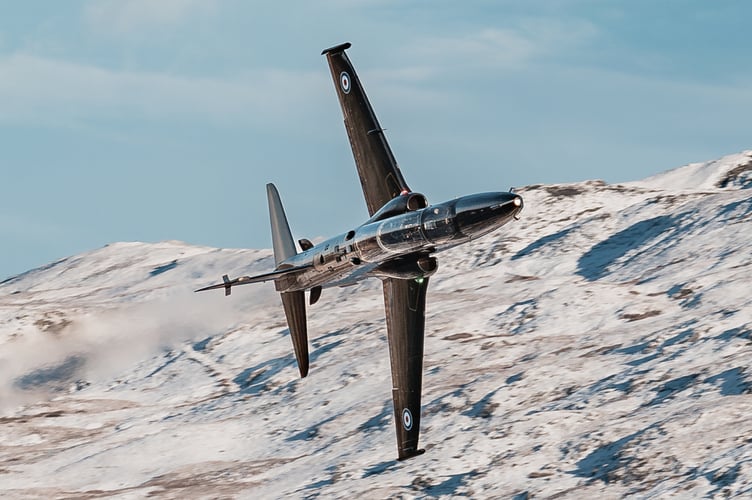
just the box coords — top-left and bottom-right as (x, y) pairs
(382, 277), (429, 460)
(322, 43), (411, 216)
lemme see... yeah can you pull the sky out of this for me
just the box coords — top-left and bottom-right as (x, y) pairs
(2, 0), (752, 280)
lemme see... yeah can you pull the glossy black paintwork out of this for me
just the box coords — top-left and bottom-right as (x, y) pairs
(323, 44), (411, 216)
(281, 291), (309, 377)
(383, 276), (428, 459)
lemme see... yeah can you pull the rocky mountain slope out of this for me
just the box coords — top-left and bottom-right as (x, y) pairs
(1, 151), (751, 498)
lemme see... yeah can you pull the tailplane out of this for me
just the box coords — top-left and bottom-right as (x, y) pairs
(281, 290), (309, 377)
(266, 183), (310, 378)
(195, 264), (312, 295)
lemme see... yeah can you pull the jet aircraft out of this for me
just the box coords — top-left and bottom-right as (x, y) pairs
(197, 42), (523, 460)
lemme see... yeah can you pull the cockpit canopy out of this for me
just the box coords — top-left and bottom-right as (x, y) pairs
(366, 192), (428, 223)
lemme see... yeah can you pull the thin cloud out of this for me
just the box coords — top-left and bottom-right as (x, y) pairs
(0, 214), (68, 241)
(0, 53), (327, 129)
(83, 0), (219, 36)
(406, 19), (599, 71)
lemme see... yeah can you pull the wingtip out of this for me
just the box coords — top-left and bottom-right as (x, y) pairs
(397, 448), (425, 461)
(321, 42), (351, 56)
(298, 358), (309, 378)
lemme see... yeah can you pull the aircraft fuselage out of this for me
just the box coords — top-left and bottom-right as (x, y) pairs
(274, 191), (523, 292)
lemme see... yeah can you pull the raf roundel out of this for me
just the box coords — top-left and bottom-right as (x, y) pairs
(402, 408), (413, 431)
(340, 71), (351, 94)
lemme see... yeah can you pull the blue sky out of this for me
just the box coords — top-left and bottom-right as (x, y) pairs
(2, 1), (751, 280)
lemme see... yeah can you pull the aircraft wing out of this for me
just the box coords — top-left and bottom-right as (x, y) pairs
(382, 277), (428, 460)
(322, 43), (411, 216)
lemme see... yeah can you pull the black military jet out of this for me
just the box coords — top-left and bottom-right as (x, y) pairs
(197, 42), (523, 460)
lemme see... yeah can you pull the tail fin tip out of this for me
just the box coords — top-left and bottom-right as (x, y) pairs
(321, 42), (351, 56)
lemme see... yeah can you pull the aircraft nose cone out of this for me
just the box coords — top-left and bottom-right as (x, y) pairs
(512, 194), (524, 216)
(454, 192), (523, 238)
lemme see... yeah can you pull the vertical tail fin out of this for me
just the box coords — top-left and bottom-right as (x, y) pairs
(266, 183), (297, 267)
(266, 183), (309, 377)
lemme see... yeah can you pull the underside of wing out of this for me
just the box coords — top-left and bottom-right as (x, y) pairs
(382, 277), (429, 460)
(322, 43), (411, 216)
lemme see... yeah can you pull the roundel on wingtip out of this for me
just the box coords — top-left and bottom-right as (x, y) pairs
(340, 72), (351, 94)
(402, 408), (413, 431)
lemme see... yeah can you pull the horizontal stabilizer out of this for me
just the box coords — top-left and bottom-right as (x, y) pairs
(281, 290), (309, 377)
(195, 263), (312, 294)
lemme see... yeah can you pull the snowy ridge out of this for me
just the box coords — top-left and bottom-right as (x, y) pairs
(1, 152), (751, 498)
(632, 150), (752, 191)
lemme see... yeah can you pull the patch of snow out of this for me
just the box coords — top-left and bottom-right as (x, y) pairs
(1, 150), (752, 497)
(631, 150), (752, 191)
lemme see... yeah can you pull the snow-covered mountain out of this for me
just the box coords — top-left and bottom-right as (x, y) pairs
(1, 151), (751, 498)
